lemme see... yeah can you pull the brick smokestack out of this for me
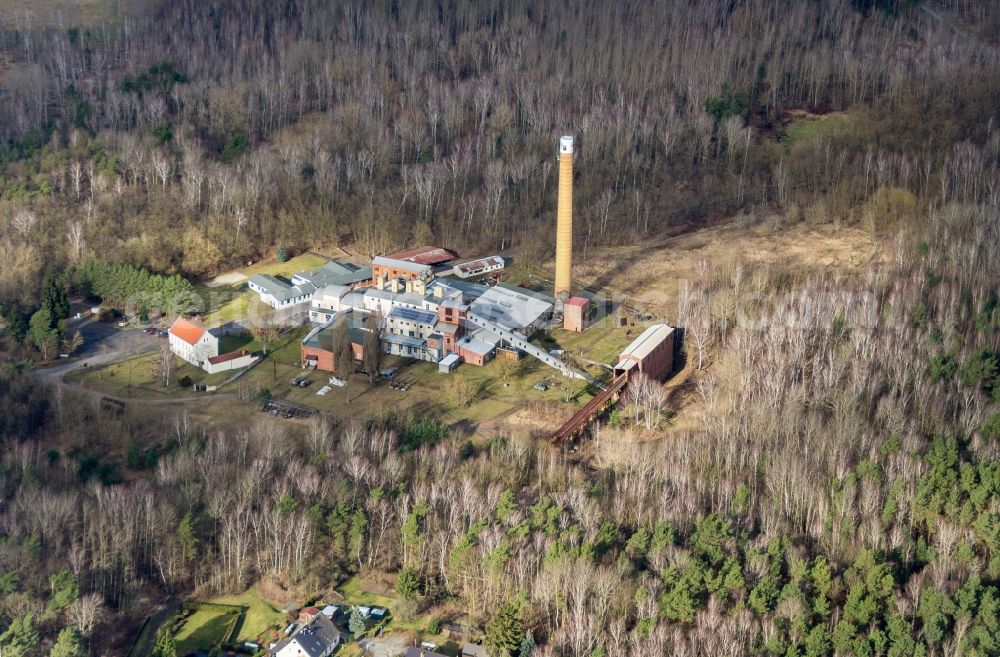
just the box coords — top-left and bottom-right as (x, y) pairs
(554, 135), (574, 302)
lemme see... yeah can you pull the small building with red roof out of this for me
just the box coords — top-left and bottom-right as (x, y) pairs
(168, 317), (219, 369)
(563, 296), (590, 333)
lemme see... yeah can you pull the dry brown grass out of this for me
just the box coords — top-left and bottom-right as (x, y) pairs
(571, 218), (882, 325)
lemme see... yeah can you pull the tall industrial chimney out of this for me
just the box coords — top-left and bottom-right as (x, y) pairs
(554, 135), (574, 303)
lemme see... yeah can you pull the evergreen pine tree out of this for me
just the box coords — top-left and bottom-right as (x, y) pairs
(277, 244), (289, 262)
(50, 627), (85, 657)
(41, 270), (70, 324)
(152, 624), (177, 657)
(348, 608), (366, 635)
(0, 614), (40, 657)
(485, 599), (524, 657)
(518, 630), (535, 657)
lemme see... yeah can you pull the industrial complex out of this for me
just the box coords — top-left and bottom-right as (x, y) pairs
(239, 135), (676, 437)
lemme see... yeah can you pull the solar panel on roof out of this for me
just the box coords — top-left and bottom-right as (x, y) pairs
(390, 307), (436, 324)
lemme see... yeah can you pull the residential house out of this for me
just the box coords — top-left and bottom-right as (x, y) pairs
(168, 317), (219, 368)
(270, 612), (340, 657)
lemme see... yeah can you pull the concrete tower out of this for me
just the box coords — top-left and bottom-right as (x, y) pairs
(554, 135), (574, 303)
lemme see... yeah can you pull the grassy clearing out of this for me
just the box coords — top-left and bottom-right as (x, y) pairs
(173, 605), (240, 653)
(337, 576), (440, 634)
(198, 286), (250, 327)
(277, 349), (591, 430)
(238, 253), (329, 279)
(69, 350), (226, 398)
(209, 588), (286, 642)
(782, 111), (858, 148)
(243, 318), (632, 429)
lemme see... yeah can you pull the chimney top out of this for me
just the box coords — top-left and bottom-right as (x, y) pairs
(559, 135), (574, 153)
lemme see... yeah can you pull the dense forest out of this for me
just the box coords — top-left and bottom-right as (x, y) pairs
(0, 0), (999, 656)
(0, 0), (998, 301)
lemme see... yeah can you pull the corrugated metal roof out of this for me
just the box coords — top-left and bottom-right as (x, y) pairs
(294, 260), (372, 288)
(388, 245), (457, 265)
(454, 255), (505, 273)
(620, 324), (674, 360)
(372, 256), (431, 273)
(469, 285), (552, 331)
(248, 273), (315, 302)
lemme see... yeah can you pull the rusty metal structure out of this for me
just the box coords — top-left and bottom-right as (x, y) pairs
(550, 370), (629, 444)
(554, 135), (574, 303)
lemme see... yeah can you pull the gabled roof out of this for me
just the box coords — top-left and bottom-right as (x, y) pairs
(248, 274), (314, 302)
(469, 285), (553, 331)
(388, 245), (457, 266)
(294, 260), (372, 288)
(620, 324), (674, 360)
(272, 612), (340, 657)
(372, 256), (432, 274)
(454, 256), (505, 273)
(169, 317), (207, 346)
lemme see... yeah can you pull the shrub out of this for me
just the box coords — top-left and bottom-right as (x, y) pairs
(178, 375), (193, 387)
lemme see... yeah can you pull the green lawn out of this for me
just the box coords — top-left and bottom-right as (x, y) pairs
(337, 576), (439, 634)
(69, 350), (230, 398)
(197, 253), (331, 327)
(783, 111), (859, 148)
(239, 253), (329, 279)
(265, 319), (634, 428)
(199, 287), (251, 327)
(210, 588), (287, 642)
(173, 605), (242, 653)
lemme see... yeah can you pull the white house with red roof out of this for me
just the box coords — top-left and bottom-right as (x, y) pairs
(168, 317), (219, 368)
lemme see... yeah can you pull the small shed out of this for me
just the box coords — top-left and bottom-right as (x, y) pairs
(497, 346), (522, 361)
(439, 353), (462, 373)
(563, 296), (590, 332)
